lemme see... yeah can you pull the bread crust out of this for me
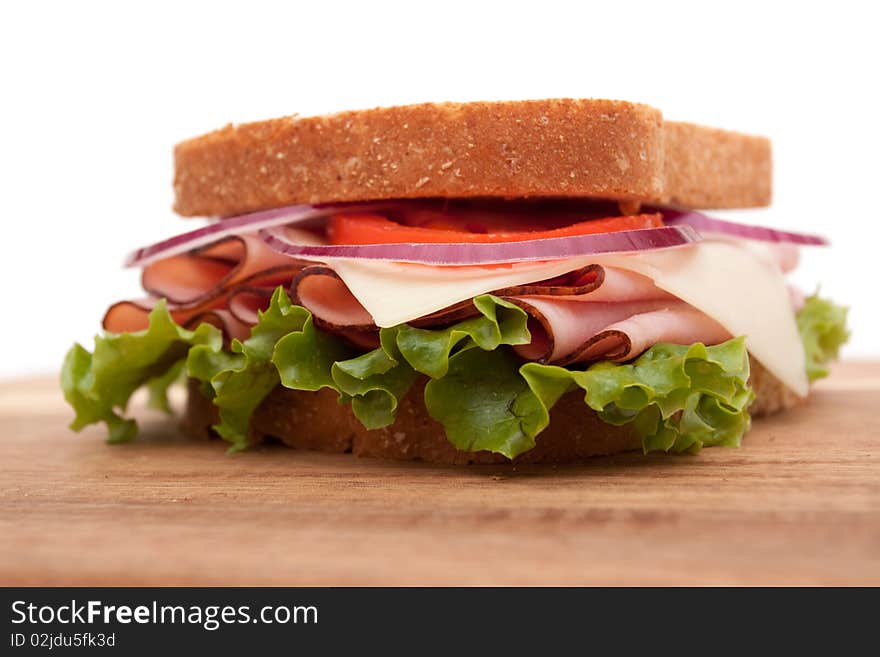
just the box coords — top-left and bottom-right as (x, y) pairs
(180, 356), (799, 464)
(173, 99), (771, 217)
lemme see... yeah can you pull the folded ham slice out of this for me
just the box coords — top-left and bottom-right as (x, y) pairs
(103, 300), (253, 342)
(101, 228), (800, 367)
(292, 266), (376, 330)
(103, 265), (302, 336)
(142, 234), (296, 303)
(289, 262), (728, 364)
(511, 298), (730, 364)
(291, 264), (674, 325)
(104, 233), (305, 338)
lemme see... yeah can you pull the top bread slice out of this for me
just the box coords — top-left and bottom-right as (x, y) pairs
(173, 99), (771, 218)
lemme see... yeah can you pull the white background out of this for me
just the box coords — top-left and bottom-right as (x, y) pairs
(1, 0), (878, 378)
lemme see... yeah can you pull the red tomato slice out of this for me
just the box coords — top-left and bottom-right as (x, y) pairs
(328, 213), (663, 245)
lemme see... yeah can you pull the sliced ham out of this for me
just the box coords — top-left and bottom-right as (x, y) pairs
(187, 309), (253, 342)
(291, 266), (375, 330)
(510, 298), (679, 362)
(510, 297), (730, 364)
(769, 242), (800, 274)
(287, 260), (728, 365)
(562, 267), (674, 303)
(142, 233), (298, 304)
(290, 264), (674, 331)
(103, 298), (164, 334)
(596, 307), (731, 361)
(103, 265), (302, 337)
(226, 288), (270, 326)
(104, 232), (304, 338)
(101, 223), (802, 371)
(103, 300), (252, 342)
(788, 286), (806, 313)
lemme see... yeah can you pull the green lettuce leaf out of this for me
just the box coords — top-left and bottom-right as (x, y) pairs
(187, 288), (317, 450)
(424, 347), (548, 458)
(272, 314), (355, 394)
(146, 360), (185, 413)
(275, 323), (416, 430)
(63, 283), (847, 460)
(395, 294), (531, 378)
(524, 338), (753, 454)
(329, 328), (418, 429)
(424, 337), (753, 459)
(272, 293), (531, 430)
(60, 300), (223, 443)
(797, 294), (850, 381)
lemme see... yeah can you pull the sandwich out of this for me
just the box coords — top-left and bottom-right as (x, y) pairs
(61, 99), (849, 463)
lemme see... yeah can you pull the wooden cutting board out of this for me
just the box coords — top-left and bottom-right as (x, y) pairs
(1, 362), (878, 586)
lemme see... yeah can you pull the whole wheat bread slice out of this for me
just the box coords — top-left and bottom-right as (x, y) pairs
(174, 99), (771, 217)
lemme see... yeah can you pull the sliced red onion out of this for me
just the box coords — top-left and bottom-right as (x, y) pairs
(124, 202), (391, 268)
(126, 200), (818, 270)
(660, 209), (829, 246)
(258, 224), (702, 265)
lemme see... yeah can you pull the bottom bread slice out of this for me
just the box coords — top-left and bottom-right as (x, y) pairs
(180, 356), (801, 464)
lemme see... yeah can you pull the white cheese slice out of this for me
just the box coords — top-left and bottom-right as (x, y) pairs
(328, 256), (596, 326)
(324, 239), (807, 396)
(581, 240), (808, 396)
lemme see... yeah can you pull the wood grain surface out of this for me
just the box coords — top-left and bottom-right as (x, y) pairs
(1, 362), (878, 586)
